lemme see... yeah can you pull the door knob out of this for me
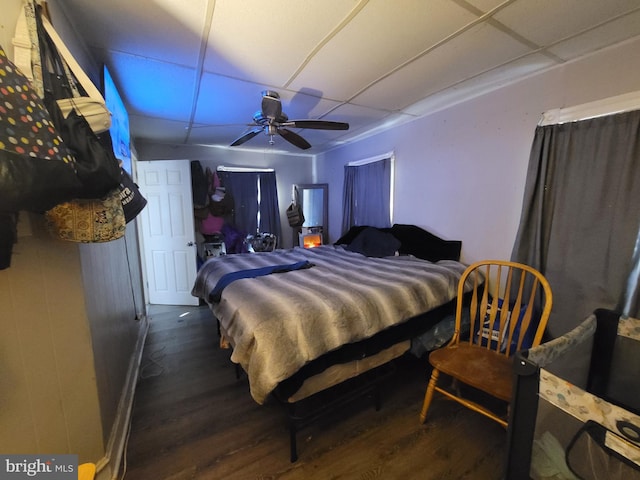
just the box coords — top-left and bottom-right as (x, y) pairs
(187, 241), (195, 247)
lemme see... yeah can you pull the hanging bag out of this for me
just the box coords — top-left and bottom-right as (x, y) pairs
(0, 43), (82, 213)
(45, 189), (126, 243)
(118, 167), (147, 223)
(13, 2), (110, 133)
(286, 186), (304, 227)
(38, 9), (111, 133)
(41, 14), (111, 133)
(29, 6), (125, 243)
(35, 5), (121, 199)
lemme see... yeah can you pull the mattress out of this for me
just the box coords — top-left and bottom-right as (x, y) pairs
(193, 243), (470, 404)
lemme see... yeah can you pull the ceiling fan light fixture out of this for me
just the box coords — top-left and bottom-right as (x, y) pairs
(230, 90), (350, 150)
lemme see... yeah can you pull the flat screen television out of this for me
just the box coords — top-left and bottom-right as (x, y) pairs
(102, 65), (131, 173)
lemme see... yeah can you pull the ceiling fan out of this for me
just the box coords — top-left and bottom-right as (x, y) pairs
(230, 90), (349, 150)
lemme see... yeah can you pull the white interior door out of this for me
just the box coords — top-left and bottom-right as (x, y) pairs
(137, 160), (198, 306)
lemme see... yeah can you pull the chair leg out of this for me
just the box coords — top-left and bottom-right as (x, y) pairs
(420, 368), (440, 424)
(452, 378), (461, 397)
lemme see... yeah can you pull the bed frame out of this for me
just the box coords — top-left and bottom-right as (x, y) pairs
(274, 297), (461, 461)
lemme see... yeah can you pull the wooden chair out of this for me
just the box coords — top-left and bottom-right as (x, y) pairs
(419, 260), (552, 428)
(78, 463), (96, 480)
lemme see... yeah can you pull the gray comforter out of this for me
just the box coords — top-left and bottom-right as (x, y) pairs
(192, 245), (469, 404)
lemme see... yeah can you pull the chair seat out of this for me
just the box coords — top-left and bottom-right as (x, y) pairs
(429, 344), (513, 402)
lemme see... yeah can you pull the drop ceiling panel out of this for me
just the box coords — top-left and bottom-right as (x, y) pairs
(187, 124), (248, 146)
(258, 89), (344, 120)
(288, 0), (478, 101)
(203, 0), (360, 86)
(492, 0), (640, 47)
(352, 22), (534, 111)
(548, 9), (640, 60)
(61, 0), (208, 66)
(107, 52), (196, 120)
(192, 75), (271, 125)
(328, 102), (396, 127)
(129, 116), (192, 144)
(464, 0), (515, 13)
(404, 52), (557, 116)
(325, 103), (405, 143)
(192, 74), (344, 126)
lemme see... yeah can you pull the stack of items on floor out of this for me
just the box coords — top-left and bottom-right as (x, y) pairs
(191, 161), (239, 263)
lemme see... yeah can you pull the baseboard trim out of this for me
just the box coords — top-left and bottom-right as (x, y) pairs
(95, 315), (149, 480)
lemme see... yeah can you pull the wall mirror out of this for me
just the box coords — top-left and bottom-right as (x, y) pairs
(295, 183), (328, 243)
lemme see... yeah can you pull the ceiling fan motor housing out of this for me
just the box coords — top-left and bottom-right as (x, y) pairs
(231, 90), (349, 149)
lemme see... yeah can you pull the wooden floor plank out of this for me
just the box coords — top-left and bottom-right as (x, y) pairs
(122, 305), (507, 479)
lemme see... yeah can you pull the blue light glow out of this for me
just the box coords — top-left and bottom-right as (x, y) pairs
(104, 65), (131, 173)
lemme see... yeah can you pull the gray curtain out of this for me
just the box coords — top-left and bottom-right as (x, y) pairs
(341, 157), (392, 234)
(511, 110), (640, 336)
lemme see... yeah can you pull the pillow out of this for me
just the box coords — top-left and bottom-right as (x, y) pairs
(335, 225), (370, 246)
(345, 227), (401, 257)
(391, 224), (462, 262)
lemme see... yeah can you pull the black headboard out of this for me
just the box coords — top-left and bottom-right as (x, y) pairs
(335, 224), (462, 262)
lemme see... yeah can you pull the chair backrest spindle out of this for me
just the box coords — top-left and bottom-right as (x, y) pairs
(453, 260), (553, 357)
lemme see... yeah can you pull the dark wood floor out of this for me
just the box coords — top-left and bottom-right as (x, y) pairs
(122, 305), (507, 480)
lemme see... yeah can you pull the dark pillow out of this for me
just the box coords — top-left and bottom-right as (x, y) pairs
(391, 224), (462, 262)
(335, 225), (370, 246)
(345, 227), (401, 257)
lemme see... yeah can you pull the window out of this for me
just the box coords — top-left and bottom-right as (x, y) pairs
(217, 167), (281, 239)
(341, 152), (394, 234)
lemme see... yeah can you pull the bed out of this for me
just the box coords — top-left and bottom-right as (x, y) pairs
(191, 224), (469, 459)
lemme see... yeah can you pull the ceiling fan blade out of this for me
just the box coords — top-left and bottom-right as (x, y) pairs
(278, 128), (311, 150)
(230, 126), (263, 147)
(261, 92), (282, 120)
(286, 119), (349, 130)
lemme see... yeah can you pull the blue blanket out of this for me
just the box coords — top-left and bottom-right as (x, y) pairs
(209, 260), (313, 302)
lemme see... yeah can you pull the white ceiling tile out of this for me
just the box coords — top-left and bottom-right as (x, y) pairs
(130, 115), (191, 144)
(192, 75), (344, 126)
(326, 102), (394, 127)
(187, 124), (247, 146)
(107, 52), (197, 120)
(493, 0), (640, 47)
(404, 52), (557, 116)
(59, 0), (209, 66)
(192, 74), (271, 125)
(464, 0), (514, 13)
(203, 0), (360, 86)
(263, 90), (344, 120)
(548, 10), (640, 60)
(352, 22), (533, 111)
(288, 0), (478, 101)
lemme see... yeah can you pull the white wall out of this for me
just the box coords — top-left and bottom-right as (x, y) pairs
(318, 36), (640, 264)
